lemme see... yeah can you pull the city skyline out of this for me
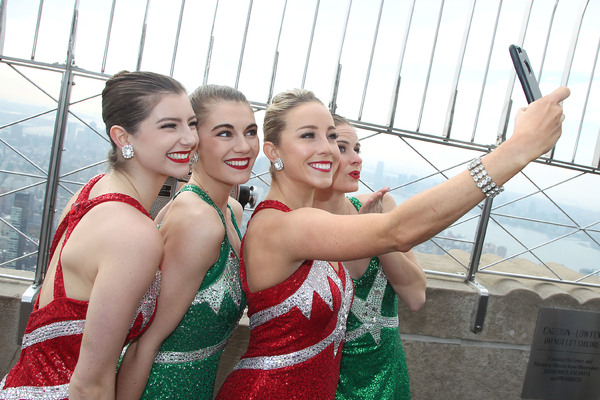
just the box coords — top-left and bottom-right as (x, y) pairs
(2, 98), (600, 276)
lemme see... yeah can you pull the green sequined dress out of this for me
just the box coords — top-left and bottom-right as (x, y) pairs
(141, 184), (247, 399)
(335, 197), (411, 400)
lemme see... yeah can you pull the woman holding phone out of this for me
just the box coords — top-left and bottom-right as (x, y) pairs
(216, 86), (569, 399)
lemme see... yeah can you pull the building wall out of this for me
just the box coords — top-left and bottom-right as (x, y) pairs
(0, 275), (29, 378)
(2, 269), (599, 399)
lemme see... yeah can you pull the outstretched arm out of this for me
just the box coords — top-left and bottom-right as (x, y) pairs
(246, 88), (569, 292)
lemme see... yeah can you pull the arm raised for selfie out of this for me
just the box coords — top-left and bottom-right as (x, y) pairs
(246, 88), (569, 290)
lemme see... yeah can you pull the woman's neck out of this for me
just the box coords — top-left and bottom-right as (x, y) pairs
(265, 177), (316, 210)
(313, 188), (348, 215)
(109, 169), (166, 211)
(187, 172), (231, 212)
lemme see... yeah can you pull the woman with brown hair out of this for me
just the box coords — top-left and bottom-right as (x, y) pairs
(117, 84), (259, 399)
(313, 114), (425, 399)
(0, 71), (198, 400)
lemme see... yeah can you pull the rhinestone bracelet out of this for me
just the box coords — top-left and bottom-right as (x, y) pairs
(468, 157), (504, 198)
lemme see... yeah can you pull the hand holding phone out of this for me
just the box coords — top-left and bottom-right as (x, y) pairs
(509, 44), (542, 103)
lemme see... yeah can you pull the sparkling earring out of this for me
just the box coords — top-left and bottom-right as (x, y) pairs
(273, 157), (284, 171)
(122, 144), (134, 159)
(190, 152), (199, 164)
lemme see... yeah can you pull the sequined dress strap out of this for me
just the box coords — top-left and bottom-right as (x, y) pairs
(347, 196), (361, 211)
(238, 200), (290, 296)
(52, 174), (151, 300)
(251, 199), (291, 216)
(176, 184), (241, 239)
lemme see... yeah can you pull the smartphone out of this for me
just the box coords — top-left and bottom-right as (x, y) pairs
(509, 44), (542, 103)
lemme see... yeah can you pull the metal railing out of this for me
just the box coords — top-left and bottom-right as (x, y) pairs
(0, 0), (598, 293)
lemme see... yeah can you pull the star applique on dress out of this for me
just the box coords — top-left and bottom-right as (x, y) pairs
(345, 265), (398, 345)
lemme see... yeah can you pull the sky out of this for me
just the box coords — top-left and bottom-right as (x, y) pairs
(1, 0), (600, 274)
(1, 0), (599, 207)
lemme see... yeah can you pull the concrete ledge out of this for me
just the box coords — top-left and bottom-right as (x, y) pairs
(398, 278), (479, 339)
(403, 338), (530, 399)
(0, 270), (31, 377)
(214, 318), (249, 394)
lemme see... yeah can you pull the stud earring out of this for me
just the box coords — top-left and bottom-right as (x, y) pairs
(273, 157), (284, 171)
(122, 144), (134, 159)
(190, 152), (199, 164)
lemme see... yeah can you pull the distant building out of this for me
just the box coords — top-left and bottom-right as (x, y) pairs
(5, 193), (31, 270)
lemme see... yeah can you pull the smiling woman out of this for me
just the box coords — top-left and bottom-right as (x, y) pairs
(215, 85), (568, 399)
(313, 114), (426, 400)
(116, 84), (259, 400)
(0, 70), (199, 400)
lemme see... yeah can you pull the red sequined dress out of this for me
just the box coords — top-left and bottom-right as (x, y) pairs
(0, 174), (161, 400)
(216, 200), (354, 400)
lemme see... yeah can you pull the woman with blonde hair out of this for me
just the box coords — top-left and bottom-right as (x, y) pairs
(216, 86), (569, 399)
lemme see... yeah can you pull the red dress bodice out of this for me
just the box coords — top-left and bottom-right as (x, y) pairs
(216, 200), (354, 400)
(0, 174), (160, 400)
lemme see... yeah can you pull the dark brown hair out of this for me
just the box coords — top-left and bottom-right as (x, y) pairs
(102, 70), (187, 170)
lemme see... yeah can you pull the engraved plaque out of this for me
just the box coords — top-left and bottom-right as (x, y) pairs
(522, 307), (600, 399)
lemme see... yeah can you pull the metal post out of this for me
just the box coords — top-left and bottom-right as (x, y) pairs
(136, 0), (151, 71)
(466, 197), (493, 282)
(170, 0), (186, 77)
(235, 0), (253, 89)
(328, 0), (351, 114)
(442, 0), (476, 139)
(357, 0), (382, 121)
(465, 195), (494, 334)
(416, 0), (445, 132)
(101, 0), (116, 73)
(593, 125), (600, 169)
(537, 0), (559, 81)
(571, 37), (599, 163)
(560, 0), (590, 87)
(203, 0), (220, 85)
(31, 0), (45, 60)
(496, 0), (533, 145)
(0, 0), (7, 56)
(267, 0), (288, 104)
(471, 0), (502, 142)
(35, 0), (78, 285)
(546, 0), (590, 161)
(301, 0), (320, 89)
(329, 64), (341, 115)
(387, 0), (416, 128)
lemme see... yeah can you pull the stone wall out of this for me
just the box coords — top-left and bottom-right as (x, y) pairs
(2, 256), (599, 399)
(398, 277), (600, 399)
(0, 274), (29, 378)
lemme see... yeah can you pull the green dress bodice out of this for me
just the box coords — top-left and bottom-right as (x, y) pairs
(335, 196), (410, 400)
(141, 184), (247, 399)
